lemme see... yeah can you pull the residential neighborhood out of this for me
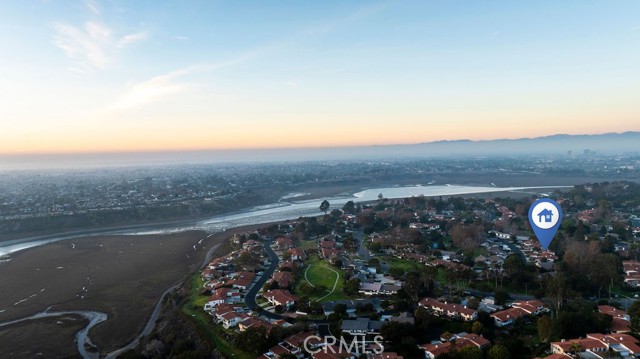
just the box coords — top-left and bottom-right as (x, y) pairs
(191, 181), (640, 359)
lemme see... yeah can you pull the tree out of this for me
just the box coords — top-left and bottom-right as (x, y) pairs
(402, 271), (423, 303)
(487, 344), (510, 359)
(458, 346), (483, 359)
(471, 321), (483, 334)
(503, 254), (525, 278)
(333, 303), (348, 316)
(344, 278), (360, 296)
(450, 223), (483, 250)
(628, 301), (640, 333)
(537, 316), (552, 342)
(342, 200), (356, 214)
(494, 289), (510, 306)
(299, 282), (314, 297)
(319, 200), (330, 214)
(568, 342), (583, 354)
(236, 327), (271, 354)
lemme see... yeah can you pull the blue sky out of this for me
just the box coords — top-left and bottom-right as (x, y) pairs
(0, 1), (639, 153)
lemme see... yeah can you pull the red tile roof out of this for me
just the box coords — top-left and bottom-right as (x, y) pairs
(264, 289), (298, 306)
(512, 300), (545, 314)
(420, 342), (452, 357)
(272, 271), (293, 288)
(491, 307), (529, 323)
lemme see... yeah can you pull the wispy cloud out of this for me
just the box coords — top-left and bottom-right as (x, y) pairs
(109, 57), (253, 111)
(110, 70), (190, 111)
(117, 31), (148, 47)
(303, 1), (388, 36)
(84, 0), (100, 15)
(52, 1), (148, 70)
(53, 21), (112, 69)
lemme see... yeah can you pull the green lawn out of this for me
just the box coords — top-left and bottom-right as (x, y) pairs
(306, 264), (339, 289)
(295, 258), (349, 302)
(384, 257), (420, 272)
(297, 239), (319, 251)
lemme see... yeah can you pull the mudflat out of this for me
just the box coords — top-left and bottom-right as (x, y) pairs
(0, 314), (88, 358)
(0, 231), (214, 352)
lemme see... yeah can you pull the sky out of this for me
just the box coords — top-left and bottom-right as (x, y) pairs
(1, 0), (639, 155)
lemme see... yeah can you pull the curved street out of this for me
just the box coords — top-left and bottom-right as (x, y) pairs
(245, 240), (283, 320)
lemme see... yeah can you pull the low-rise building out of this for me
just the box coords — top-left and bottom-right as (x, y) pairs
(551, 333), (640, 357)
(418, 297), (478, 321)
(264, 289), (298, 309)
(341, 318), (384, 336)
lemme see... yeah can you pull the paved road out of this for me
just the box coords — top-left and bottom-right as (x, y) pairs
(354, 230), (371, 260)
(499, 238), (526, 260)
(245, 241), (283, 320)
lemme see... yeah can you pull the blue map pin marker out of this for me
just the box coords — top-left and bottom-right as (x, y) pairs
(528, 198), (563, 250)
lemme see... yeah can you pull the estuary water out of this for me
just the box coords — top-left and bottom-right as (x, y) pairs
(0, 184), (567, 256)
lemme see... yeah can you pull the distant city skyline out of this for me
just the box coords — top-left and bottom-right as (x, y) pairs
(1, 1), (639, 154)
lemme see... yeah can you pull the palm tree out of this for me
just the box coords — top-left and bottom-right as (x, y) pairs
(567, 341), (583, 355)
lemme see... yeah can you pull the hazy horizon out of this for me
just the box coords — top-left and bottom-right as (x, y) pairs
(1, 131), (638, 171)
(1, 1), (640, 155)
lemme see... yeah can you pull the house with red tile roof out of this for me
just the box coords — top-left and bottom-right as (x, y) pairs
(322, 248), (341, 260)
(210, 303), (242, 317)
(420, 333), (489, 359)
(368, 353), (403, 359)
(598, 305), (630, 333)
(228, 271), (256, 290)
(265, 342), (298, 358)
(272, 271), (293, 288)
(551, 333), (640, 357)
(320, 240), (336, 249)
(204, 287), (242, 310)
(264, 289), (298, 309)
(490, 307), (529, 327)
(533, 354), (571, 359)
(284, 331), (321, 350)
(311, 348), (354, 359)
(280, 261), (299, 270)
(238, 317), (272, 333)
(276, 237), (294, 250)
(420, 341), (452, 359)
(418, 297), (478, 321)
(512, 300), (548, 315)
(453, 333), (490, 349)
(220, 311), (250, 329)
(289, 248), (306, 261)
(623, 261), (640, 287)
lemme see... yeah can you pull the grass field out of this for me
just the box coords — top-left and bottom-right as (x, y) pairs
(384, 256), (420, 272)
(296, 258), (348, 302)
(297, 239), (319, 251)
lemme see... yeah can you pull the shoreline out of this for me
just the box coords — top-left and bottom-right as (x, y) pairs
(0, 221), (288, 357)
(0, 184), (572, 258)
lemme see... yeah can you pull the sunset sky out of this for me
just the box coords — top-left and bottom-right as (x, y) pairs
(1, 1), (639, 154)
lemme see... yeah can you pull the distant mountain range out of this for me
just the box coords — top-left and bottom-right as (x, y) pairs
(1, 131), (639, 170)
(401, 131), (640, 157)
(262, 131), (640, 160)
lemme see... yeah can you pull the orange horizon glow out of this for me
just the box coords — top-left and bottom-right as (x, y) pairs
(1, 125), (637, 156)
(2, 1), (640, 157)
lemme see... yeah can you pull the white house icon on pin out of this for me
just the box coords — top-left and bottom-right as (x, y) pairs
(537, 209), (553, 223)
